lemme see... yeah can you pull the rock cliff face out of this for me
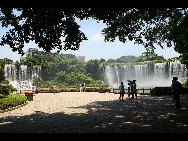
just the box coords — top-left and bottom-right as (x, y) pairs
(36, 87), (112, 93)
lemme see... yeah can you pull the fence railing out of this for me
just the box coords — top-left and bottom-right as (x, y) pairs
(112, 88), (152, 95)
(17, 90), (32, 94)
(16, 88), (152, 95)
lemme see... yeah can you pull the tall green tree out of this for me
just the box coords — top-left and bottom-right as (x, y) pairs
(1, 8), (188, 65)
(0, 60), (5, 83)
(85, 59), (100, 80)
(116, 56), (137, 63)
(137, 52), (165, 62)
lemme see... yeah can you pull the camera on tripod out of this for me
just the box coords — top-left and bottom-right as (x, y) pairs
(127, 80), (133, 86)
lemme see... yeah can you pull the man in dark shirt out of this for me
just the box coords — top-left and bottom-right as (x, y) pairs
(171, 77), (183, 109)
(132, 80), (137, 99)
(119, 82), (125, 102)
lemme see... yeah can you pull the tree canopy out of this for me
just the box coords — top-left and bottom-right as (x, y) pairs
(0, 8), (188, 64)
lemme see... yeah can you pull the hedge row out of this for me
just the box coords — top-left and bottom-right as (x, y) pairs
(0, 94), (27, 110)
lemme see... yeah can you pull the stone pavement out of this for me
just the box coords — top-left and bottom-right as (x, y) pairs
(0, 92), (188, 133)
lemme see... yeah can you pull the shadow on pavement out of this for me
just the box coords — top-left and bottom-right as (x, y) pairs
(0, 95), (188, 133)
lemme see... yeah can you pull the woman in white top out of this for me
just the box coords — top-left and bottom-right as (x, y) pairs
(80, 83), (83, 92)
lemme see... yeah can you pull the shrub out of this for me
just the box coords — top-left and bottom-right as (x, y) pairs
(0, 84), (17, 95)
(0, 94), (6, 99)
(0, 94), (27, 110)
(181, 78), (187, 88)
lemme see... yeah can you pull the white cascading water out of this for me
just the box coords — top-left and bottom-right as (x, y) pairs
(4, 60), (188, 90)
(102, 61), (188, 88)
(4, 64), (41, 90)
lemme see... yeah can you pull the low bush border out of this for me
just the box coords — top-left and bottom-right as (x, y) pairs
(0, 100), (28, 113)
(0, 94), (28, 110)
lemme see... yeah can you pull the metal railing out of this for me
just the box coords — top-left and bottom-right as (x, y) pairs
(17, 90), (32, 94)
(112, 88), (152, 95)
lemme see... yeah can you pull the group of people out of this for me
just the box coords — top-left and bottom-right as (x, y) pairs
(118, 77), (184, 109)
(32, 76), (185, 109)
(119, 80), (137, 101)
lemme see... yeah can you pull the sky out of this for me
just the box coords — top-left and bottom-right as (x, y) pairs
(0, 17), (180, 62)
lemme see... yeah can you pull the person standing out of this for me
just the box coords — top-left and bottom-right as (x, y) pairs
(119, 82), (125, 102)
(83, 83), (86, 92)
(128, 87), (131, 98)
(80, 83), (83, 92)
(128, 80), (133, 99)
(132, 80), (137, 99)
(171, 77), (183, 109)
(32, 85), (36, 93)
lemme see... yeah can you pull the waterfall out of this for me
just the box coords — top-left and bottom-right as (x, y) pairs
(4, 60), (187, 90)
(102, 61), (188, 88)
(4, 64), (41, 90)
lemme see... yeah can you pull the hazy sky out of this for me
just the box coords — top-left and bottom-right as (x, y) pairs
(0, 17), (180, 62)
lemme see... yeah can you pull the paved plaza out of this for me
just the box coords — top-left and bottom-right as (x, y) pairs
(0, 92), (188, 133)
